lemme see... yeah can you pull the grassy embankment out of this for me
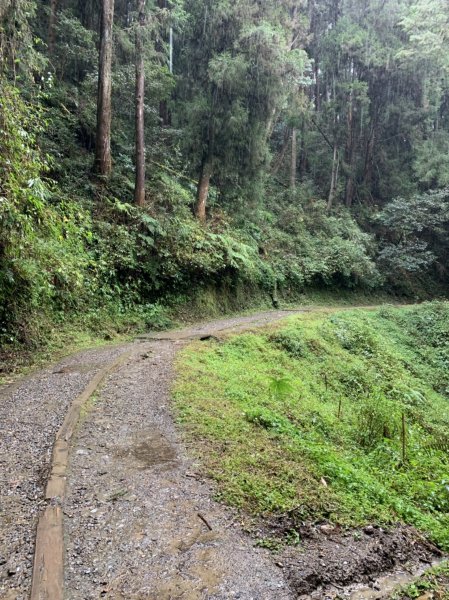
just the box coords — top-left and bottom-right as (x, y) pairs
(174, 302), (449, 550)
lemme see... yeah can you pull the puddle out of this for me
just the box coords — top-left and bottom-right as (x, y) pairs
(52, 362), (103, 374)
(348, 560), (443, 599)
(116, 432), (178, 469)
(302, 559), (445, 600)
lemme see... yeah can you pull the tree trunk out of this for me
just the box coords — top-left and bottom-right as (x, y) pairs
(363, 125), (375, 191)
(157, 0), (171, 126)
(79, 0), (96, 30)
(48, 0), (58, 54)
(314, 57), (320, 112)
(327, 144), (339, 211)
(271, 126), (291, 176)
(290, 128), (297, 190)
(95, 0), (114, 176)
(299, 120), (307, 179)
(344, 64), (355, 207)
(265, 106), (277, 141)
(195, 161), (212, 223)
(159, 100), (171, 126)
(134, 0), (145, 206)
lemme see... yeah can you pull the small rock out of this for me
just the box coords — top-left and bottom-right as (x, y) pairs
(320, 524), (335, 535)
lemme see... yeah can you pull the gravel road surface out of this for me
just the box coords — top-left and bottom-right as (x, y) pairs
(0, 310), (300, 599)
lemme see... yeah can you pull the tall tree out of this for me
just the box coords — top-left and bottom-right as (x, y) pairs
(157, 0), (171, 126)
(48, 0), (58, 55)
(134, 0), (146, 205)
(290, 128), (297, 190)
(195, 155), (212, 223)
(95, 0), (114, 176)
(180, 0), (308, 222)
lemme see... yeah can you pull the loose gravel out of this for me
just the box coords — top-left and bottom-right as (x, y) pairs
(0, 344), (130, 599)
(0, 311), (302, 600)
(64, 338), (292, 599)
(2, 307), (433, 600)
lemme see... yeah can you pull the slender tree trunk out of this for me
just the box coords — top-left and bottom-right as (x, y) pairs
(157, 0), (171, 126)
(290, 128), (297, 190)
(134, 0), (146, 206)
(344, 64), (355, 207)
(271, 126), (291, 176)
(344, 163), (354, 207)
(314, 57), (320, 112)
(265, 106), (277, 141)
(363, 125), (375, 190)
(299, 120), (307, 179)
(95, 0), (114, 176)
(327, 143), (339, 211)
(195, 161), (212, 223)
(48, 0), (58, 54)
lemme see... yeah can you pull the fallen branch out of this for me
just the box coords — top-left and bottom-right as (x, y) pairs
(197, 512), (213, 531)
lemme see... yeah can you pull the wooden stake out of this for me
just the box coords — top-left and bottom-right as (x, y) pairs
(401, 411), (407, 463)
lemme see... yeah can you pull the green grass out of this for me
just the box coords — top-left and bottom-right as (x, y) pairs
(391, 561), (449, 598)
(174, 302), (449, 549)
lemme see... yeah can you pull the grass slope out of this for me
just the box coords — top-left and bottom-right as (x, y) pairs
(174, 303), (449, 549)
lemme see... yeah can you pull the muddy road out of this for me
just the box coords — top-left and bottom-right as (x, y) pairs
(0, 307), (443, 599)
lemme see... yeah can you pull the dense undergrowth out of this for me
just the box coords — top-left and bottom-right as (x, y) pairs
(0, 82), (384, 360)
(174, 302), (449, 549)
(3, 0), (449, 368)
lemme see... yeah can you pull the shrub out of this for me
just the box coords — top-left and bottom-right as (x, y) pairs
(269, 328), (308, 358)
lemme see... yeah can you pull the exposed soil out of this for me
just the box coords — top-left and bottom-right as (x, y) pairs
(0, 307), (445, 599)
(276, 523), (441, 598)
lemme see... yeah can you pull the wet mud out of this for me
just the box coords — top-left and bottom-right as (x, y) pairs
(272, 522), (443, 598)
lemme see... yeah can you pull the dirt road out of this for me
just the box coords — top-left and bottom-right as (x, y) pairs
(0, 310), (302, 600)
(0, 306), (441, 599)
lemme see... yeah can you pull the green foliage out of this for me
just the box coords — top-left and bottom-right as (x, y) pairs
(269, 329), (308, 359)
(241, 193), (381, 292)
(175, 304), (449, 548)
(177, 0), (309, 201)
(245, 407), (292, 433)
(268, 376), (294, 400)
(376, 189), (449, 279)
(356, 391), (400, 449)
(3, 0), (449, 357)
(414, 133), (449, 188)
(0, 82), (91, 341)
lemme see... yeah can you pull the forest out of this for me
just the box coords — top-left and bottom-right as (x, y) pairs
(1, 0), (449, 351)
(2, 2), (449, 598)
